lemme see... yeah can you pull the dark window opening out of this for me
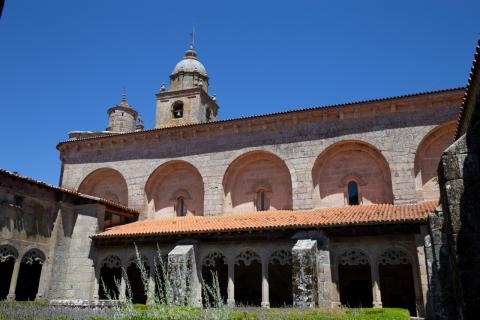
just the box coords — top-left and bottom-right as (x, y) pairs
(256, 190), (268, 211)
(176, 197), (186, 216)
(172, 102), (184, 119)
(347, 181), (359, 205)
(14, 195), (24, 207)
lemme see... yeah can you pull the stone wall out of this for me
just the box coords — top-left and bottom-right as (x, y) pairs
(428, 122), (480, 320)
(0, 173), (125, 302)
(59, 90), (462, 218)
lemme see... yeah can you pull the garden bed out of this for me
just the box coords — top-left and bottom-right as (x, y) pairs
(0, 302), (410, 320)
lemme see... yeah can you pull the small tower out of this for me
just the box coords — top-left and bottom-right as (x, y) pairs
(155, 43), (219, 128)
(106, 94), (142, 133)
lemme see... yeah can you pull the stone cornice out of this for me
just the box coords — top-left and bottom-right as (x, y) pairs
(57, 87), (464, 155)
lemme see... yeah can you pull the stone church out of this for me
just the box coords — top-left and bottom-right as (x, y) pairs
(1, 41), (477, 318)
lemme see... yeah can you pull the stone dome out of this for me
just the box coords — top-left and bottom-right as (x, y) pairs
(171, 45), (208, 77)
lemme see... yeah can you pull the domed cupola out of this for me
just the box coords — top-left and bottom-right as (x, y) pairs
(155, 40), (219, 128)
(169, 44), (209, 92)
(171, 45), (208, 77)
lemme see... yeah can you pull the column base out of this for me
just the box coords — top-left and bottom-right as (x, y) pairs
(6, 293), (15, 301)
(373, 301), (383, 308)
(261, 301), (270, 308)
(227, 299), (235, 307)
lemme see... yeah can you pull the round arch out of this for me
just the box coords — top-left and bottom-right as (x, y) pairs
(312, 140), (393, 208)
(145, 160), (204, 217)
(78, 168), (128, 205)
(222, 150), (293, 214)
(414, 121), (456, 201)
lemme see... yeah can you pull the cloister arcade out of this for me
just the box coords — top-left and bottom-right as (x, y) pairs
(94, 241), (421, 315)
(0, 245), (46, 301)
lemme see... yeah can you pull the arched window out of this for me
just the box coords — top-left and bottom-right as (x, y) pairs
(176, 196), (186, 216)
(256, 190), (268, 211)
(172, 102), (184, 119)
(347, 181), (359, 205)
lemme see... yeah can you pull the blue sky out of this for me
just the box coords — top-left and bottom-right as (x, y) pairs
(0, 0), (479, 185)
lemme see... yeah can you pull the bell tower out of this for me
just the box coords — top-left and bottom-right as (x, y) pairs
(155, 43), (219, 128)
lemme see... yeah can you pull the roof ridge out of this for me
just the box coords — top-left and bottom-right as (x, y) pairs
(0, 168), (139, 215)
(57, 87), (464, 147)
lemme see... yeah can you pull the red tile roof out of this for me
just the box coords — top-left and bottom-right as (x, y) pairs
(93, 201), (437, 239)
(0, 169), (139, 216)
(455, 40), (480, 139)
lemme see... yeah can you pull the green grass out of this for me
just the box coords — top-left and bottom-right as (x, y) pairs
(118, 306), (410, 320)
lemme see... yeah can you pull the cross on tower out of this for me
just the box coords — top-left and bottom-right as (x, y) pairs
(189, 27), (195, 48)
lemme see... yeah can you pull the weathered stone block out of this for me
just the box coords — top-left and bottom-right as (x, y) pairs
(167, 244), (200, 306)
(292, 239), (318, 308)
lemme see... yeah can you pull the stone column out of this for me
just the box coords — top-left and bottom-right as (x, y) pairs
(261, 257), (270, 308)
(227, 259), (235, 307)
(371, 263), (382, 308)
(414, 230), (428, 318)
(92, 265), (100, 301)
(292, 239), (318, 307)
(167, 244), (201, 306)
(316, 234), (332, 307)
(7, 259), (21, 300)
(119, 276), (127, 301)
(35, 260), (48, 300)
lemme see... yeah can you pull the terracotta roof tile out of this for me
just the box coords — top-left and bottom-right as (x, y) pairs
(93, 201), (437, 239)
(0, 169), (139, 216)
(455, 40), (480, 139)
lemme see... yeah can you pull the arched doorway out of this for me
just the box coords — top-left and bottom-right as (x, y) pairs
(378, 248), (417, 316)
(0, 246), (18, 300)
(269, 249), (293, 307)
(201, 251), (228, 306)
(126, 258), (149, 304)
(98, 255), (122, 300)
(15, 249), (45, 301)
(234, 250), (262, 306)
(338, 249), (372, 308)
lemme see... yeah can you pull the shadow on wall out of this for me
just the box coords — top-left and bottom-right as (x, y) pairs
(0, 200), (56, 239)
(311, 141), (393, 208)
(144, 160), (204, 217)
(222, 151), (293, 213)
(427, 122), (480, 320)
